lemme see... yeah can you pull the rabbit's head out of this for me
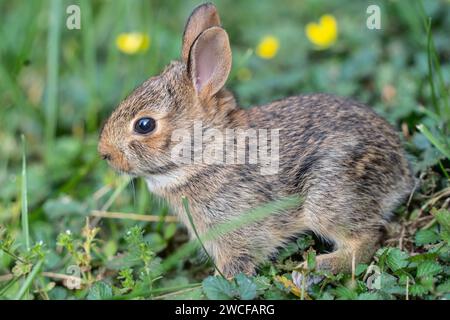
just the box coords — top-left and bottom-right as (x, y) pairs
(98, 3), (234, 176)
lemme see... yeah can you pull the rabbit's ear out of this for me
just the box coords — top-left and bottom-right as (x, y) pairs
(182, 3), (221, 63)
(188, 26), (232, 99)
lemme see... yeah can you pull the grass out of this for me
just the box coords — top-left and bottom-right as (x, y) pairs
(417, 124), (450, 160)
(19, 134), (30, 299)
(182, 196), (225, 278)
(14, 259), (44, 300)
(0, 0), (449, 300)
(45, 0), (62, 155)
(20, 135), (30, 252)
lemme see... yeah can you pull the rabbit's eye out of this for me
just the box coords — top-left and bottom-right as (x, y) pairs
(134, 117), (156, 134)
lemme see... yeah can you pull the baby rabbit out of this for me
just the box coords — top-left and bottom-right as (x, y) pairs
(98, 3), (414, 279)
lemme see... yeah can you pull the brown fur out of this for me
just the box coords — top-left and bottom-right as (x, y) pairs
(98, 4), (414, 278)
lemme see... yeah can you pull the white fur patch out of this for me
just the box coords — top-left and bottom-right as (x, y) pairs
(145, 168), (189, 193)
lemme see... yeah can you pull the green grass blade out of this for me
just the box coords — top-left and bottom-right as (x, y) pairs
(162, 196), (302, 273)
(101, 176), (132, 211)
(203, 196), (302, 242)
(0, 277), (20, 297)
(80, 0), (99, 132)
(417, 106), (441, 123)
(59, 157), (100, 194)
(417, 124), (450, 160)
(21, 134), (30, 252)
(420, 3), (450, 128)
(45, 0), (62, 156)
(182, 197), (225, 278)
(425, 18), (439, 115)
(430, 46), (450, 120)
(14, 259), (44, 300)
(160, 241), (198, 273)
(112, 282), (202, 300)
(438, 160), (450, 180)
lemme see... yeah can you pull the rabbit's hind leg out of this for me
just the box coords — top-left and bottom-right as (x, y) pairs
(292, 231), (381, 290)
(296, 230), (382, 274)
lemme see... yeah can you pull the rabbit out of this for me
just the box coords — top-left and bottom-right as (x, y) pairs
(98, 3), (415, 280)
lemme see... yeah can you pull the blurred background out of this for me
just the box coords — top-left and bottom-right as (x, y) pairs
(0, 0), (449, 300)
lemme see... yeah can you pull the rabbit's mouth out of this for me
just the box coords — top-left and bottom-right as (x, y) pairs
(104, 161), (136, 177)
(101, 155), (131, 173)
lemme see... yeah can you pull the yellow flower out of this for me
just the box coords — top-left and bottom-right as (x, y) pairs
(256, 35), (280, 59)
(305, 14), (338, 49)
(116, 32), (150, 55)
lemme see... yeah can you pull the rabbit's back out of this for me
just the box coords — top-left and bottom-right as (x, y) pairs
(249, 93), (414, 228)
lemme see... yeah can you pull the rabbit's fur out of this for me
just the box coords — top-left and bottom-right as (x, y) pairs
(98, 3), (414, 277)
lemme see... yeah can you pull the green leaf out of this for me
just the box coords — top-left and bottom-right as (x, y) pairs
(357, 292), (382, 300)
(378, 273), (404, 295)
(235, 273), (257, 300)
(410, 284), (428, 297)
(408, 252), (438, 263)
(48, 287), (68, 300)
(434, 209), (450, 231)
(163, 223), (177, 240)
(419, 276), (435, 292)
(277, 242), (299, 261)
(375, 247), (390, 270)
(144, 233), (167, 254)
(87, 281), (113, 300)
(306, 249), (316, 270)
(202, 276), (235, 300)
(317, 291), (334, 300)
(355, 264), (368, 276)
(296, 235), (314, 251)
(416, 261), (442, 278)
(440, 230), (450, 244)
(103, 239), (118, 258)
(436, 279), (450, 294)
(386, 248), (409, 271)
(253, 275), (271, 292)
(263, 288), (290, 300)
(415, 229), (441, 246)
(333, 286), (357, 300)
